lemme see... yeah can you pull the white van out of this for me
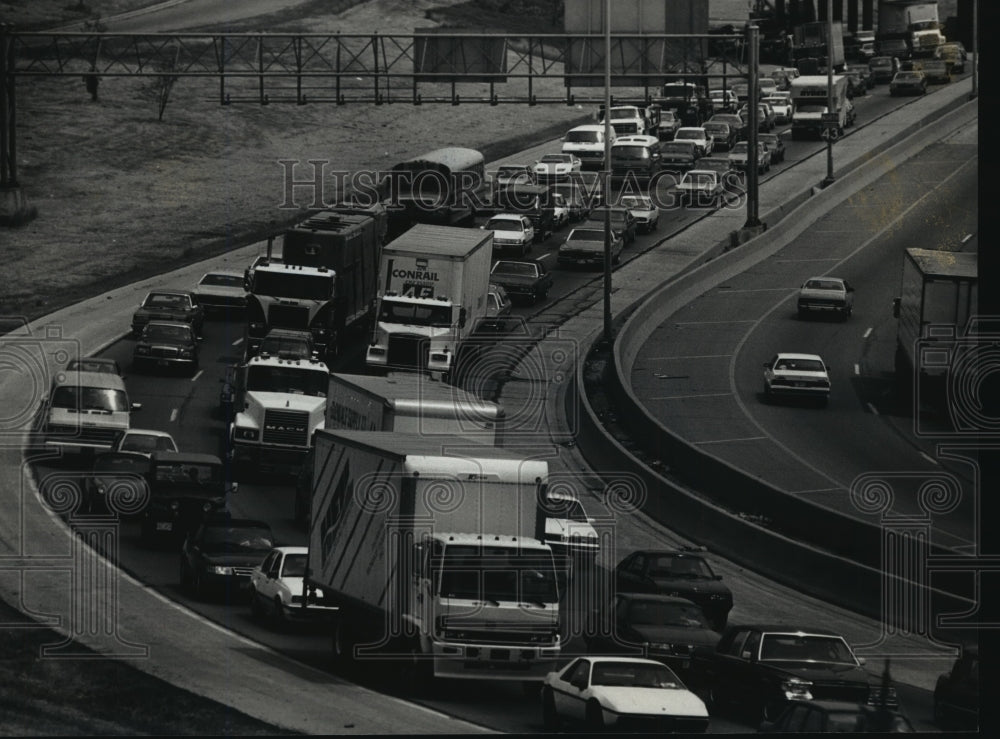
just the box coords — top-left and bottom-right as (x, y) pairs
(43, 370), (140, 454)
(562, 124), (615, 171)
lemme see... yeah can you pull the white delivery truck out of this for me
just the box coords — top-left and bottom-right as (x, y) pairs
(366, 225), (492, 379)
(790, 75), (849, 140)
(308, 429), (561, 682)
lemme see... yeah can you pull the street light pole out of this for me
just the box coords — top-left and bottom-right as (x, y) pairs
(603, 0), (613, 344)
(823, 0), (835, 187)
(970, 0), (978, 99)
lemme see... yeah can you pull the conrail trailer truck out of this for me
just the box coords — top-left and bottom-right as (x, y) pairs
(366, 225), (492, 379)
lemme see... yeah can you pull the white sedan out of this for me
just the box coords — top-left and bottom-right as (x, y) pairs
(192, 270), (248, 313)
(673, 127), (714, 158)
(618, 194), (659, 233)
(533, 153), (582, 181)
(541, 656), (709, 732)
(249, 546), (338, 629)
(763, 353), (831, 406)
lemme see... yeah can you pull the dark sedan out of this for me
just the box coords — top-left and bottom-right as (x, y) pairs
(141, 452), (235, 544)
(694, 625), (897, 722)
(760, 700), (914, 733)
(758, 133), (786, 165)
(585, 593), (721, 677)
(658, 140), (699, 173)
(703, 122), (736, 151)
(180, 513), (275, 600)
(585, 207), (638, 245)
(490, 258), (553, 304)
(889, 71), (927, 96)
(614, 548), (733, 631)
(132, 321), (200, 375)
(131, 289), (204, 337)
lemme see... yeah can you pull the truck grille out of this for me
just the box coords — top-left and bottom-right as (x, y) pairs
(46, 424), (122, 448)
(262, 409), (310, 447)
(268, 304), (310, 329)
(387, 335), (429, 370)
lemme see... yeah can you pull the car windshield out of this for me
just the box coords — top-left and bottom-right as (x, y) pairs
(896, 73), (921, 81)
(564, 130), (600, 143)
(683, 172), (716, 186)
(590, 661), (682, 689)
(731, 143), (748, 154)
(613, 145), (650, 160)
(120, 433), (176, 454)
(52, 385), (129, 412)
(437, 544), (559, 604)
(201, 524), (274, 552)
(648, 554), (713, 578)
(774, 357), (825, 372)
(378, 298), (452, 327)
(676, 130), (702, 140)
(497, 167), (527, 178)
(804, 279), (842, 291)
(627, 600), (711, 628)
(493, 262), (538, 277)
(281, 553), (308, 577)
(485, 218), (526, 232)
(143, 293), (189, 309)
(259, 334), (312, 359)
(200, 274), (243, 288)
(662, 143), (694, 155)
(143, 323), (193, 342)
(567, 229), (605, 242)
(245, 365), (328, 396)
(540, 155), (570, 164)
(760, 136), (778, 145)
(619, 196), (652, 209)
(760, 634), (858, 664)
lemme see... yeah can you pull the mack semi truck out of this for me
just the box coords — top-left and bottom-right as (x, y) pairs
(366, 225), (492, 379)
(878, 1), (945, 58)
(306, 429), (562, 682)
(244, 208), (382, 361)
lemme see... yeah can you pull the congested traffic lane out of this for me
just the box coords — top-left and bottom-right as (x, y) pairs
(26, 71), (971, 733)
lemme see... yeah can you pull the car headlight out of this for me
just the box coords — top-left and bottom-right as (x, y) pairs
(135, 345), (150, 355)
(209, 565), (235, 576)
(235, 426), (258, 441)
(781, 677), (813, 701)
(180, 348), (193, 358)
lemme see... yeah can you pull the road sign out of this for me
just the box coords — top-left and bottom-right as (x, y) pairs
(821, 112), (840, 125)
(821, 127), (840, 142)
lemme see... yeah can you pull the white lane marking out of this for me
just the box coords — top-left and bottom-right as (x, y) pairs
(231, 337), (243, 347)
(775, 257), (840, 262)
(650, 392), (732, 400)
(191, 369), (203, 382)
(961, 233), (973, 243)
(921, 452), (940, 466)
(169, 409), (178, 422)
(854, 364), (860, 376)
(866, 402), (879, 416)
(675, 320), (756, 325)
(647, 354), (732, 361)
(694, 436), (767, 445)
(715, 287), (795, 293)
(863, 327), (873, 339)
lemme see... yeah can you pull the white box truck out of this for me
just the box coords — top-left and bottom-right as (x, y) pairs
(790, 75), (849, 140)
(307, 429), (561, 682)
(366, 225), (492, 379)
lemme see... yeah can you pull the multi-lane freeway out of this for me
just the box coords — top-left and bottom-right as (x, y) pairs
(19, 63), (981, 733)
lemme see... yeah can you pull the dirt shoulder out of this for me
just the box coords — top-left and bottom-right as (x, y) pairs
(3, 0), (584, 324)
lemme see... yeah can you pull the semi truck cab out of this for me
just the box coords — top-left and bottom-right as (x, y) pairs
(366, 293), (465, 376)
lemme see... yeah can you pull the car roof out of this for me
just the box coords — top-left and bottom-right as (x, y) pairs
(270, 545), (308, 556)
(625, 548), (709, 559)
(200, 270), (243, 278)
(726, 624), (841, 636)
(775, 352), (825, 361)
(613, 135), (659, 145)
(55, 370), (126, 390)
(578, 656), (671, 666)
(150, 451), (223, 465)
(547, 489), (582, 502)
(122, 428), (174, 438)
(676, 127), (706, 133)
(489, 212), (527, 220)
(145, 289), (192, 297)
(568, 124), (606, 132)
(684, 170), (718, 177)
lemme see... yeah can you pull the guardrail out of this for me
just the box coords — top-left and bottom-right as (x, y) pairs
(575, 92), (978, 622)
